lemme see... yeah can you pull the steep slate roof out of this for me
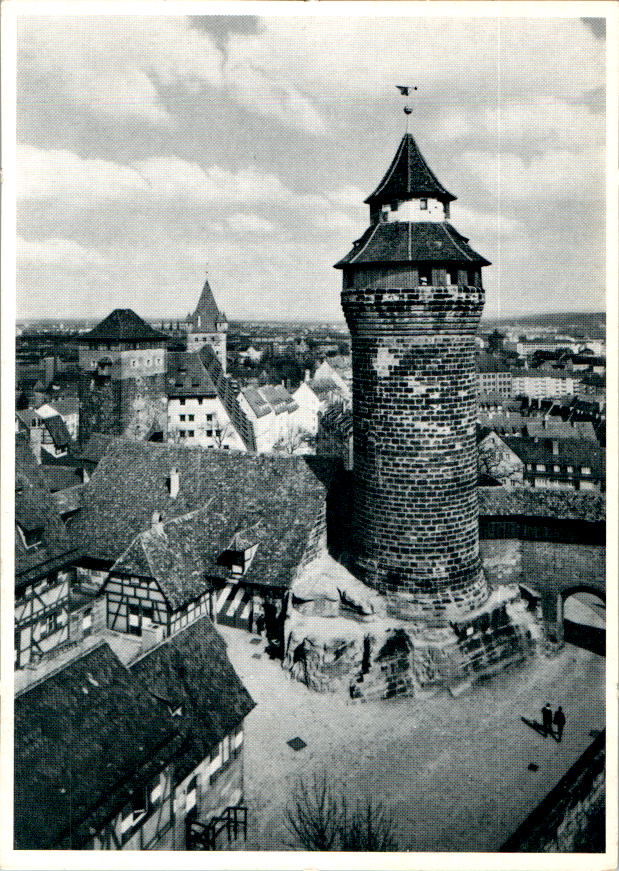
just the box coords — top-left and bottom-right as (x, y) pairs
(365, 133), (456, 205)
(14, 641), (182, 849)
(131, 618), (255, 783)
(188, 278), (225, 332)
(67, 439), (326, 580)
(79, 309), (166, 344)
(199, 345), (256, 450)
(166, 351), (218, 398)
(335, 221), (491, 268)
(505, 436), (605, 476)
(15, 435), (80, 590)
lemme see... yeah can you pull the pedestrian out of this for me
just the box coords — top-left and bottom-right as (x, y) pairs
(553, 706), (566, 742)
(542, 703), (553, 737)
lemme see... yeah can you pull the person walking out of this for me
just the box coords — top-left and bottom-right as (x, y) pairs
(542, 703), (553, 737)
(553, 706), (566, 742)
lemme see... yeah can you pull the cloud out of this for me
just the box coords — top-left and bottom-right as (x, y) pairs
(17, 235), (106, 267)
(224, 213), (275, 233)
(18, 143), (294, 209)
(462, 147), (604, 204)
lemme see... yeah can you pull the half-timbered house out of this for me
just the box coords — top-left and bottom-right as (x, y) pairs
(15, 436), (81, 668)
(14, 618), (255, 850)
(67, 439), (332, 642)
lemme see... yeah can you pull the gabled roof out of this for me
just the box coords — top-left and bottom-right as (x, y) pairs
(188, 278), (225, 332)
(14, 641), (181, 849)
(15, 435), (80, 589)
(199, 346), (256, 450)
(130, 618), (255, 783)
(79, 309), (166, 344)
(335, 221), (491, 268)
(365, 133), (456, 205)
(166, 351), (217, 398)
(66, 439), (327, 576)
(504, 436), (604, 475)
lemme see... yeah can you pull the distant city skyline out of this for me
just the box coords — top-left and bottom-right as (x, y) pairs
(15, 12), (605, 322)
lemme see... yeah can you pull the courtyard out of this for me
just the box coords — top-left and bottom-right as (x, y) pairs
(218, 618), (605, 852)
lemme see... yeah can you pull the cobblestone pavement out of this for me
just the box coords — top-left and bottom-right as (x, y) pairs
(218, 625), (605, 851)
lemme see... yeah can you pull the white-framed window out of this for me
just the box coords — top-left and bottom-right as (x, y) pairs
(582, 466), (591, 475)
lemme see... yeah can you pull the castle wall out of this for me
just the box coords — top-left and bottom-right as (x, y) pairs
(79, 372), (168, 441)
(342, 279), (488, 618)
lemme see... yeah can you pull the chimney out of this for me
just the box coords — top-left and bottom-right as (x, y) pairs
(151, 509), (163, 532)
(141, 619), (165, 653)
(168, 467), (179, 499)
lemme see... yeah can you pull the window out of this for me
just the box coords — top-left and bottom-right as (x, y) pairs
(390, 201), (399, 212)
(179, 414), (186, 422)
(39, 612), (60, 638)
(82, 609), (93, 636)
(567, 465), (574, 473)
(128, 603), (141, 635)
(188, 414), (194, 422)
(582, 466), (591, 475)
(420, 198), (428, 210)
(179, 399), (185, 406)
(468, 270), (477, 286)
(185, 776), (197, 814)
(206, 413), (213, 421)
(418, 266), (432, 286)
(188, 430), (194, 437)
(179, 430), (186, 438)
(17, 524), (43, 549)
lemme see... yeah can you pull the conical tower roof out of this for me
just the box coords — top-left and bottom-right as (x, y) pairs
(189, 278), (226, 332)
(365, 133), (456, 205)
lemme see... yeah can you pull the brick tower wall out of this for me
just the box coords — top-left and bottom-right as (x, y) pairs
(342, 269), (489, 619)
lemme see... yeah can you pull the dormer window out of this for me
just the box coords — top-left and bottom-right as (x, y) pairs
(17, 523), (43, 549)
(217, 538), (259, 577)
(420, 198), (428, 210)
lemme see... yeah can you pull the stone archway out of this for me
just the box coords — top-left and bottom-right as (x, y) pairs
(541, 584), (605, 655)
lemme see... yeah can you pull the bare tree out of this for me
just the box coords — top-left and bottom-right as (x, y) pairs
(209, 418), (237, 449)
(274, 421), (315, 455)
(284, 771), (399, 851)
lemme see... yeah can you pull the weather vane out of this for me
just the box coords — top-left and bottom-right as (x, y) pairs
(396, 85), (417, 131)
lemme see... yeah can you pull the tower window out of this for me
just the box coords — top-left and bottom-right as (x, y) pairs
(390, 202), (399, 212)
(418, 266), (432, 286)
(420, 198), (428, 210)
(467, 270), (477, 286)
(448, 268), (459, 285)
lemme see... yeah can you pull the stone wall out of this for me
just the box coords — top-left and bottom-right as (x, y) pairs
(79, 373), (167, 441)
(500, 730), (605, 852)
(342, 277), (488, 619)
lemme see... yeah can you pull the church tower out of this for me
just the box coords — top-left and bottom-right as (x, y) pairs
(186, 276), (228, 371)
(335, 132), (491, 620)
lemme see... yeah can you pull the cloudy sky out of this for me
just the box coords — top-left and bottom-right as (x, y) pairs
(15, 11), (605, 322)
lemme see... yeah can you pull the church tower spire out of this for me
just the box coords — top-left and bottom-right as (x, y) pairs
(186, 274), (228, 370)
(335, 130), (490, 620)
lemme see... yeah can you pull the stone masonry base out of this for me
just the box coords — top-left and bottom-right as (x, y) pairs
(283, 583), (542, 700)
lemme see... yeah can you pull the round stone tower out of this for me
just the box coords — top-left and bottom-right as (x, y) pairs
(335, 132), (491, 620)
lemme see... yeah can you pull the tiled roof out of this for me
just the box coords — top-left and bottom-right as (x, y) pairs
(130, 618), (255, 783)
(43, 414), (72, 448)
(14, 642), (183, 849)
(242, 386), (272, 418)
(504, 436), (604, 475)
(260, 385), (298, 415)
(365, 133), (456, 205)
(320, 406), (353, 436)
(66, 439), (326, 582)
(188, 278), (225, 332)
(478, 486), (604, 523)
(335, 221), (491, 268)
(79, 309), (166, 343)
(15, 436), (80, 589)
(74, 432), (116, 466)
(199, 346), (256, 450)
(40, 465), (84, 493)
(166, 351), (217, 398)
